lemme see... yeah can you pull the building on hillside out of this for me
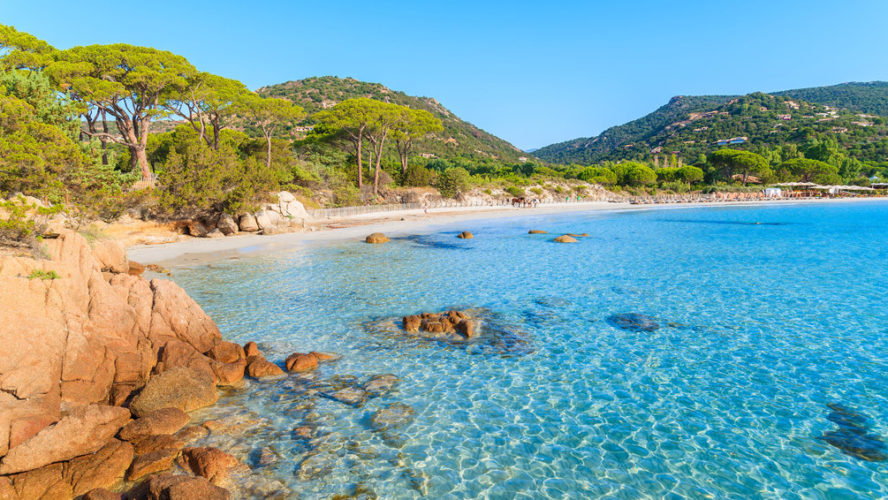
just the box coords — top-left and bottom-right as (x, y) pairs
(851, 121), (873, 127)
(518, 157), (528, 162)
(650, 146), (663, 154)
(777, 114), (792, 120)
(832, 127), (848, 133)
(419, 153), (438, 159)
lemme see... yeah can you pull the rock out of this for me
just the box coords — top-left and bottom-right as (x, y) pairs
(285, 353), (318, 373)
(363, 374), (399, 396)
(212, 358), (246, 387)
(292, 426), (313, 440)
(606, 313), (660, 332)
(257, 446), (278, 466)
(553, 235), (577, 243)
(254, 209), (280, 230)
(174, 425), (209, 445)
(324, 387), (367, 407)
(118, 408), (190, 442)
(0, 478), (13, 500)
(186, 220), (208, 238)
(528, 229), (547, 234)
(127, 447), (180, 481)
(216, 214), (238, 235)
(208, 341), (245, 364)
(238, 214), (259, 232)
(142, 474), (231, 500)
(245, 356), (285, 379)
(128, 261), (146, 276)
(277, 191), (296, 203)
(566, 233), (589, 237)
(92, 240), (129, 273)
(179, 447), (239, 484)
(83, 488), (122, 500)
(129, 367), (219, 417)
(243, 341), (260, 358)
(261, 225), (281, 235)
(155, 339), (218, 382)
(148, 280), (222, 354)
(283, 199), (309, 220)
(5, 463), (71, 499)
(66, 438), (134, 496)
(132, 434), (185, 456)
(0, 404), (131, 475)
(457, 231), (473, 239)
(455, 319), (476, 339)
(370, 403), (415, 430)
(365, 232), (390, 244)
(309, 351), (339, 362)
(402, 315), (421, 333)
(206, 229), (224, 239)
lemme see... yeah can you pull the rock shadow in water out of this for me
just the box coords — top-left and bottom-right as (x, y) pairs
(607, 313), (660, 332)
(396, 234), (471, 251)
(819, 403), (887, 462)
(363, 308), (533, 357)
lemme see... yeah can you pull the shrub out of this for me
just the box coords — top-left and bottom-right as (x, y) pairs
(530, 187), (543, 196)
(28, 269), (59, 280)
(505, 186), (525, 198)
(436, 167), (471, 198)
(403, 164), (434, 187)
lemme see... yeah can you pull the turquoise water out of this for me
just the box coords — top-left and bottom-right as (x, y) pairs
(172, 201), (888, 499)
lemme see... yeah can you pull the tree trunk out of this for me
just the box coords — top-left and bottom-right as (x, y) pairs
(134, 147), (151, 182)
(100, 110), (109, 166)
(265, 133), (272, 169)
(355, 136), (363, 189)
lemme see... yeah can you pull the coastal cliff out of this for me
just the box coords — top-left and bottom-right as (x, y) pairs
(0, 231), (245, 498)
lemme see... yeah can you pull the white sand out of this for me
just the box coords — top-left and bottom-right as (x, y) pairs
(127, 198), (885, 267)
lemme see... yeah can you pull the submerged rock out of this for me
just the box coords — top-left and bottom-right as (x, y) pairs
(370, 403), (415, 431)
(819, 403), (887, 462)
(323, 387), (368, 407)
(606, 313), (660, 332)
(363, 374), (399, 397)
(553, 235), (577, 243)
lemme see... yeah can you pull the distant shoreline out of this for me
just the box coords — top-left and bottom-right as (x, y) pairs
(127, 197), (887, 267)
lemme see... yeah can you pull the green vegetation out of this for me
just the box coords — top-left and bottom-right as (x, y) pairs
(27, 269), (59, 280)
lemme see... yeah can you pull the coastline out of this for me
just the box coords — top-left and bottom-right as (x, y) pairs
(127, 197), (886, 266)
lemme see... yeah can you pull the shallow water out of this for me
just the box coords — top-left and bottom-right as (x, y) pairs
(172, 201), (888, 499)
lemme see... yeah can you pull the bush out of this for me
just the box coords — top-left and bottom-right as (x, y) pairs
(403, 164), (434, 187)
(530, 187), (543, 196)
(436, 167), (471, 198)
(505, 186), (525, 197)
(28, 269), (59, 280)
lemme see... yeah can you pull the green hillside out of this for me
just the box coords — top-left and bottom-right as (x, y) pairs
(776, 82), (888, 116)
(258, 76), (524, 162)
(535, 82), (888, 165)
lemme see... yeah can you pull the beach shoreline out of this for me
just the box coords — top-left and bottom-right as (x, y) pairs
(127, 197), (886, 266)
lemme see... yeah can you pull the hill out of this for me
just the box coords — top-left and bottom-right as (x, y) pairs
(775, 82), (888, 116)
(258, 76), (525, 162)
(534, 82), (888, 165)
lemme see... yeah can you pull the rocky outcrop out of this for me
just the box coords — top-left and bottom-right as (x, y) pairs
(457, 231), (473, 239)
(0, 231), (248, 497)
(178, 447), (238, 484)
(365, 232), (390, 244)
(401, 310), (477, 341)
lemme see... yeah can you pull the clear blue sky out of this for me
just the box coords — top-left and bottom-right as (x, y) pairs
(3, 0), (888, 150)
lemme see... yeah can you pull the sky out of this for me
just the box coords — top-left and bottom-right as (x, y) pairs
(3, 0), (888, 150)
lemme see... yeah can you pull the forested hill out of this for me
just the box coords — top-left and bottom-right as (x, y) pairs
(534, 82), (888, 165)
(775, 82), (888, 116)
(532, 95), (736, 164)
(258, 76), (524, 162)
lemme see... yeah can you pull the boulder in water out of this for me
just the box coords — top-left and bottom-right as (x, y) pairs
(365, 233), (390, 244)
(370, 403), (415, 431)
(607, 313), (660, 332)
(457, 231), (473, 239)
(553, 235), (577, 243)
(819, 403), (887, 462)
(528, 230), (547, 234)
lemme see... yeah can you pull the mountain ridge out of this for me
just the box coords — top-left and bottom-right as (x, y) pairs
(534, 81), (888, 165)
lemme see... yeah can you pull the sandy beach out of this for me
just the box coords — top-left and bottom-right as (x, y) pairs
(126, 197), (886, 267)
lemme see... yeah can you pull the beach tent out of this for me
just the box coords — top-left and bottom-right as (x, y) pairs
(762, 187), (782, 198)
